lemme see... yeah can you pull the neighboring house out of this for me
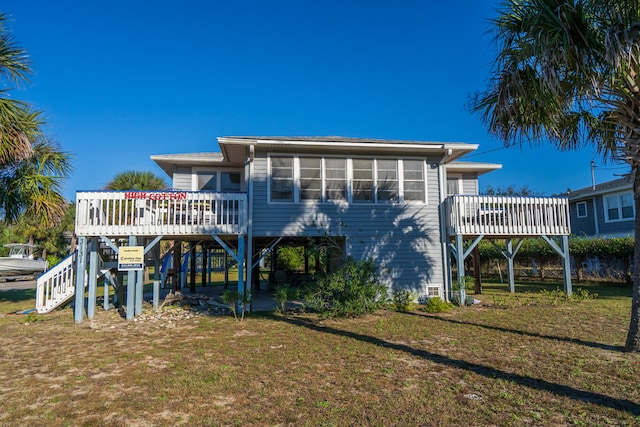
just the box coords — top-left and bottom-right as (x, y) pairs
(39, 136), (574, 321)
(567, 175), (634, 238)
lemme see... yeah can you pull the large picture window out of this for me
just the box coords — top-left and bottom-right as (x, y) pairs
(605, 192), (634, 222)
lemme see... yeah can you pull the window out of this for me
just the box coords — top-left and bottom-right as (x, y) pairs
(221, 172), (241, 191)
(352, 159), (373, 202)
(446, 176), (461, 196)
(270, 157), (294, 201)
(300, 158), (322, 200)
(403, 160), (425, 201)
(197, 171), (217, 190)
(576, 201), (587, 218)
(268, 155), (425, 204)
(377, 160), (398, 202)
(605, 192), (634, 222)
(325, 158), (347, 201)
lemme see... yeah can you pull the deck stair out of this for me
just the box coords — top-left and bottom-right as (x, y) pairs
(36, 247), (116, 314)
(36, 251), (78, 314)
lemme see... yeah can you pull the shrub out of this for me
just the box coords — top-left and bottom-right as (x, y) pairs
(221, 289), (251, 321)
(275, 286), (300, 313)
(391, 290), (416, 312)
(421, 297), (453, 313)
(304, 258), (387, 318)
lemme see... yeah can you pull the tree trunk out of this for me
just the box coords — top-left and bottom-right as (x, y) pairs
(625, 170), (640, 351)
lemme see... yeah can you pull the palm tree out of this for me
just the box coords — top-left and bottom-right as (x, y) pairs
(105, 170), (168, 191)
(0, 14), (71, 226)
(469, 0), (640, 351)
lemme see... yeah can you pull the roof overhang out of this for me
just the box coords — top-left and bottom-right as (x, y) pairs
(568, 182), (632, 200)
(446, 161), (502, 176)
(150, 152), (228, 177)
(217, 136), (478, 163)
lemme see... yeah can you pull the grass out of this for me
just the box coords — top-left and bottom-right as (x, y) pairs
(0, 280), (638, 426)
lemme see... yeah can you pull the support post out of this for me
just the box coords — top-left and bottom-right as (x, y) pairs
(173, 240), (182, 292)
(506, 239), (515, 293)
(561, 235), (572, 296)
(74, 236), (88, 324)
(153, 244), (160, 308)
(454, 234), (466, 303)
(126, 236), (136, 321)
(103, 270), (114, 311)
(201, 244), (207, 287)
(135, 268), (144, 316)
(87, 237), (98, 319)
(190, 243), (196, 293)
(472, 245), (482, 294)
(541, 234), (573, 296)
(238, 235), (246, 306)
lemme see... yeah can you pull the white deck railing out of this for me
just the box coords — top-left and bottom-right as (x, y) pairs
(75, 191), (247, 237)
(444, 195), (570, 236)
(36, 251), (77, 314)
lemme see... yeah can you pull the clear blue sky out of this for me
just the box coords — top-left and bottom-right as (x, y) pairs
(4, 1), (629, 200)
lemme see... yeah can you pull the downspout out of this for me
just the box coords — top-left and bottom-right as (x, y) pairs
(245, 145), (255, 309)
(438, 147), (453, 301)
(592, 196), (600, 237)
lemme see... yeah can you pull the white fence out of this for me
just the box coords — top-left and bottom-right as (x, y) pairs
(444, 195), (570, 236)
(75, 191), (247, 237)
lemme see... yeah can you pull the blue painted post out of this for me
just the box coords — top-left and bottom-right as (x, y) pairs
(135, 268), (144, 316)
(455, 234), (466, 304)
(561, 235), (572, 296)
(103, 271), (112, 311)
(153, 244), (160, 308)
(74, 236), (87, 324)
(87, 237), (98, 319)
(126, 236), (136, 321)
(507, 239), (515, 293)
(237, 235), (245, 309)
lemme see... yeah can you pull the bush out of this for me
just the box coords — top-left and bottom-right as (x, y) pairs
(275, 286), (300, 313)
(391, 290), (416, 312)
(421, 297), (453, 313)
(304, 258), (387, 318)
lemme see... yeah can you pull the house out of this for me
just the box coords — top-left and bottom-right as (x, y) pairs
(36, 136), (574, 322)
(567, 175), (634, 238)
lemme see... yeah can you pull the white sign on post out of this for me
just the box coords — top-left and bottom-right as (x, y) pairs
(118, 246), (144, 271)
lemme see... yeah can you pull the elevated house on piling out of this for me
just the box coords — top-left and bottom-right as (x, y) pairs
(36, 136), (573, 322)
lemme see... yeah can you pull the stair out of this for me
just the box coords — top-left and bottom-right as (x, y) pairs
(36, 251), (78, 314)
(35, 249), (114, 314)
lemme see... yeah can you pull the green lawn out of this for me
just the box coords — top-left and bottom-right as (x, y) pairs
(0, 280), (637, 426)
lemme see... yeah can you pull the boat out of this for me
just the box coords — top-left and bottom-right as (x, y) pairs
(0, 244), (48, 277)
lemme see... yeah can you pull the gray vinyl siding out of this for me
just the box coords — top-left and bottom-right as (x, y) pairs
(250, 151), (444, 295)
(172, 167), (192, 190)
(461, 174), (478, 195)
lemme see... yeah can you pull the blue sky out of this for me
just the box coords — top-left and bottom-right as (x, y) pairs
(4, 1), (629, 200)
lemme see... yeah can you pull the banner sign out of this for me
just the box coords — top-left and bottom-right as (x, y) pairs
(124, 192), (187, 201)
(118, 246), (144, 271)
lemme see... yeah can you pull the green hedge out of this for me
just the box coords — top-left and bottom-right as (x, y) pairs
(475, 236), (634, 283)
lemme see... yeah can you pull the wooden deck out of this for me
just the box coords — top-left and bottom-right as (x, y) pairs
(444, 195), (570, 237)
(75, 190), (247, 237)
